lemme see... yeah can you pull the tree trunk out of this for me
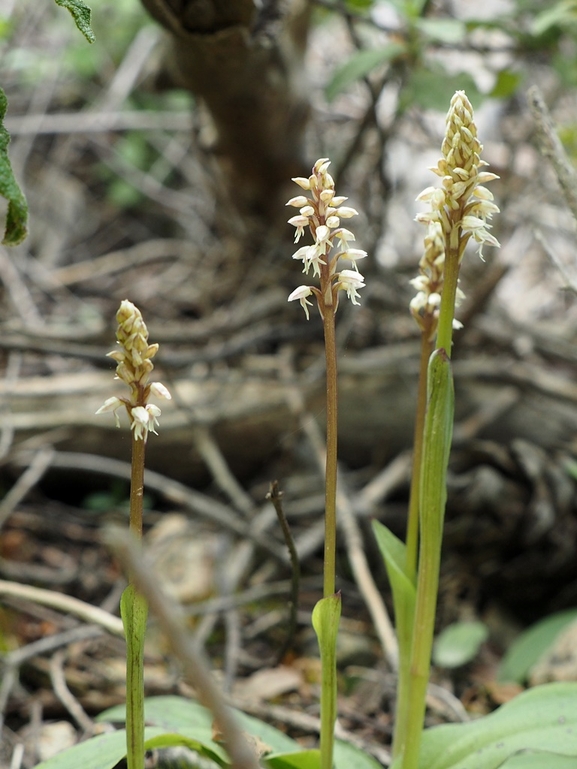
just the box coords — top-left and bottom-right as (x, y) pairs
(140, 0), (311, 219)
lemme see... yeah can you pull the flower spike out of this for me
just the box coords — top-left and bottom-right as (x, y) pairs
(97, 300), (171, 441)
(286, 159), (367, 319)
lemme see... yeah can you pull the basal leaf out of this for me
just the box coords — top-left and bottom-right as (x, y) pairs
(266, 750), (320, 769)
(54, 0), (95, 44)
(0, 88), (27, 245)
(99, 695), (301, 757)
(33, 727), (217, 769)
(498, 610), (577, 684)
(500, 751), (577, 768)
(418, 682), (577, 769)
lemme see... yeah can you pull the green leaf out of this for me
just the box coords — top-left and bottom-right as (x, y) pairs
(415, 18), (467, 44)
(403, 68), (481, 112)
(333, 740), (383, 769)
(372, 521), (416, 662)
(0, 88), (27, 246)
(34, 727), (225, 769)
(312, 592), (342, 762)
(99, 695), (301, 756)
(325, 43), (406, 102)
(267, 741), (382, 769)
(416, 683), (577, 769)
(489, 69), (523, 99)
(266, 750), (321, 769)
(120, 585), (148, 769)
(532, 0), (577, 36)
(433, 621), (489, 668)
(500, 752), (577, 768)
(498, 610), (577, 684)
(54, 0), (95, 44)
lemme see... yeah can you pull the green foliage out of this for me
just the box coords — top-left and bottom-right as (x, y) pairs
(35, 695), (379, 769)
(532, 0), (577, 36)
(54, 0), (95, 44)
(414, 18), (467, 44)
(402, 68), (481, 111)
(432, 621), (489, 669)
(121, 585), (148, 769)
(312, 594), (342, 769)
(490, 69), (524, 99)
(498, 609), (577, 684)
(390, 683), (577, 769)
(0, 88), (27, 245)
(325, 43), (407, 103)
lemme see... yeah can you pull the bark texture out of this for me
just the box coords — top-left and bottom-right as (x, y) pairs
(140, 0), (311, 218)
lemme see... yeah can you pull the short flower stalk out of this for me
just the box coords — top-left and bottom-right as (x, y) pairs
(97, 300), (171, 769)
(287, 159), (366, 769)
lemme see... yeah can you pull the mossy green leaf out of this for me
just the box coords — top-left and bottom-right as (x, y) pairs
(54, 0), (95, 44)
(0, 88), (27, 245)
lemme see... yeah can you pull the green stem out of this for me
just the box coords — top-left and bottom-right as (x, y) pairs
(435, 236), (461, 355)
(124, 434), (147, 769)
(405, 331), (434, 583)
(393, 330), (432, 762)
(402, 224), (459, 769)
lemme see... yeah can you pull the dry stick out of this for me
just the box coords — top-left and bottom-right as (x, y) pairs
(14, 450), (288, 563)
(267, 481), (300, 664)
(105, 528), (261, 769)
(0, 580), (124, 636)
(0, 447), (54, 529)
(50, 650), (94, 734)
(192, 425), (254, 515)
(527, 85), (577, 222)
(280, 359), (399, 671)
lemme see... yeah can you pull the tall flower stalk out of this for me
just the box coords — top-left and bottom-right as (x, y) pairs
(287, 159), (366, 769)
(399, 91), (499, 769)
(96, 300), (171, 769)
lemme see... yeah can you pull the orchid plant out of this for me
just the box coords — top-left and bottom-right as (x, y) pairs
(286, 157), (367, 769)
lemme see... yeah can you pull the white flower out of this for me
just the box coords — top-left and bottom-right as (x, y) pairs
(150, 382), (172, 400)
(288, 215), (309, 243)
(334, 228), (356, 246)
(335, 206), (358, 219)
(130, 404), (162, 441)
(288, 285), (314, 320)
(286, 195), (309, 208)
(96, 396), (124, 428)
(315, 225), (332, 247)
(336, 269), (365, 305)
(339, 248), (367, 270)
(291, 176), (311, 190)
